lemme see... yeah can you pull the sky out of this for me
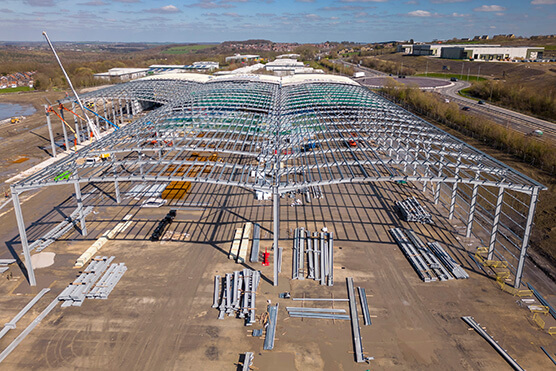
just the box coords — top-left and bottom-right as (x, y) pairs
(0, 0), (555, 43)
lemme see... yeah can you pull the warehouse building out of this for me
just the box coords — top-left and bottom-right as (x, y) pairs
(441, 46), (544, 61)
(93, 68), (149, 81)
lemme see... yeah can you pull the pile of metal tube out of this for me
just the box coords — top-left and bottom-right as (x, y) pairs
(292, 227), (334, 286)
(213, 269), (261, 325)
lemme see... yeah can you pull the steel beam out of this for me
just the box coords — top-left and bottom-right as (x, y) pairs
(514, 187), (539, 288)
(10, 187), (36, 286)
(488, 186), (505, 260)
(466, 172), (480, 238)
(44, 105), (56, 157)
(273, 187), (279, 286)
(73, 182), (87, 236)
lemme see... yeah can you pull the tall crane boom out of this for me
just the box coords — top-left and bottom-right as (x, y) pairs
(42, 31), (101, 140)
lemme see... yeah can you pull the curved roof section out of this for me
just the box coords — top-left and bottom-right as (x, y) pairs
(23, 76), (544, 194)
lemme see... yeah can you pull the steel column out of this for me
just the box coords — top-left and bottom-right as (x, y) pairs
(59, 108), (70, 152)
(74, 182), (87, 236)
(44, 105), (56, 157)
(72, 102), (81, 144)
(466, 172), (480, 238)
(10, 187), (36, 286)
(488, 186), (505, 260)
(273, 187), (279, 286)
(114, 180), (121, 204)
(434, 155), (444, 204)
(514, 187), (540, 288)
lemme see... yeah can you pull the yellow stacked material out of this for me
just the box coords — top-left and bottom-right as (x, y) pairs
(106, 214), (133, 239)
(237, 222), (253, 264)
(533, 313), (545, 329)
(229, 228), (243, 260)
(75, 231), (110, 268)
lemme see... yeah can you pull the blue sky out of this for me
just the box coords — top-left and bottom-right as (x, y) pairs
(0, 0), (555, 43)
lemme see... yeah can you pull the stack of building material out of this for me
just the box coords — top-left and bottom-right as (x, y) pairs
(427, 242), (469, 279)
(357, 287), (372, 326)
(242, 352), (254, 371)
(347, 277), (366, 363)
(292, 228), (334, 286)
(59, 256), (115, 307)
(229, 228), (243, 261)
(310, 185), (323, 199)
(29, 206), (94, 252)
(0, 259), (16, 274)
(214, 269), (261, 325)
(389, 228), (436, 282)
(74, 231), (111, 268)
(405, 230), (453, 281)
(250, 223), (261, 263)
(74, 214), (134, 268)
(86, 262), (127, 299)
(286, 306), (349, 320)
(263, 303), (278, 350)
(238, 223), (252, 264)
(396, 197), (432, 224)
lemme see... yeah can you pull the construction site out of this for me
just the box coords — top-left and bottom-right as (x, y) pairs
(0, 70), (555, 370)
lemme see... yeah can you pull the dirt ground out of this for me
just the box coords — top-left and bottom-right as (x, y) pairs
(0, 178), (555, 370)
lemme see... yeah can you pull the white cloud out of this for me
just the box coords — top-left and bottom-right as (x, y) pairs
(531, 0), (556, 4)
(451, 12), (468, 17)
(474, 5), (506, 12)
(340, 0), (388, 3)
(148, 5), (181, 13)
(407, 10), (431, 16)
(431, 0), (470, 3)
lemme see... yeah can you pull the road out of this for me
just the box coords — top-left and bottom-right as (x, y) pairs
(436, 82), (556, 142)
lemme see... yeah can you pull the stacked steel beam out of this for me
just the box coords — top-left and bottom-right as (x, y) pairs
(214, 269), (261, 325)
(286, 306), (349, 320)
(396, 197), (432, 224)
(405, 230), (453, 281)
(87, 263), (127, 299)
(29, 206), (94, 252)
(58, 256), (119, 307)
(391, 228), (469, 282)
(292, 228), (333, 286)
(389, 228), (436, 282)
(427, 242), (469, 279)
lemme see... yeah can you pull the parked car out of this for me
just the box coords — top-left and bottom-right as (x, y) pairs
(450, 77), (458, 82)
(461, 106), (470, 111)
(477, 100), (485, 105)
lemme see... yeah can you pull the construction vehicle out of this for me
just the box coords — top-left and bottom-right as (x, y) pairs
(10, 117), (20, 124)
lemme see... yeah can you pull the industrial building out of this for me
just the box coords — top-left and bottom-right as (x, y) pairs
(93, 67), (149, 81)
(1, 73), (554, 370)
(264, 58), (323, 75)
(225, 54), (260, 63)
(398, 44), (544, 60)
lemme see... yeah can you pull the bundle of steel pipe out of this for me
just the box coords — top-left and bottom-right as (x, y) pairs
(29, 206), (94, 252)
(58, 256), (115, 307)
(427, 242), (469, 279)
(310, 185), (323, 199)
(86, 263), (127, 299)
(292, 228), (334, 286)
(395, 197), (432, 224)
(214, 269), (261, 325)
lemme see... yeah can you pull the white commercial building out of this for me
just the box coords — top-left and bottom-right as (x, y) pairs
(93, 68), (149, 81)
(225, 54), (260, 63)
(264, 58), (324, 76)
(402, 44), (544, 61)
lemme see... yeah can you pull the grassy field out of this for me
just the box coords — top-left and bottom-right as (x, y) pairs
(162, 44), (217, 54)
(415, 72), (487, 81)
(0, 86), (33, 94)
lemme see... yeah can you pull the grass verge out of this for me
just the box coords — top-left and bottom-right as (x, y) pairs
(0, 86), (33, 94)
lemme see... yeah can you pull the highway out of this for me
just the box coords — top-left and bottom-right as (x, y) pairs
(437, 81), (556, 142)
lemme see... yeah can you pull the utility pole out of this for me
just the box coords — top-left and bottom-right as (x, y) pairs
(460, 62), (464, 80)
(467, 67), (470, 81)
(477, 65), (481, 81)
(425, 60), (428, 76)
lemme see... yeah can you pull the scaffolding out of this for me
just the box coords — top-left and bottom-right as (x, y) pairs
(11, 74), (546, 287)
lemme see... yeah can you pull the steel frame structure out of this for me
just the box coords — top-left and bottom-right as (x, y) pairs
(11, 74), (545, 287)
